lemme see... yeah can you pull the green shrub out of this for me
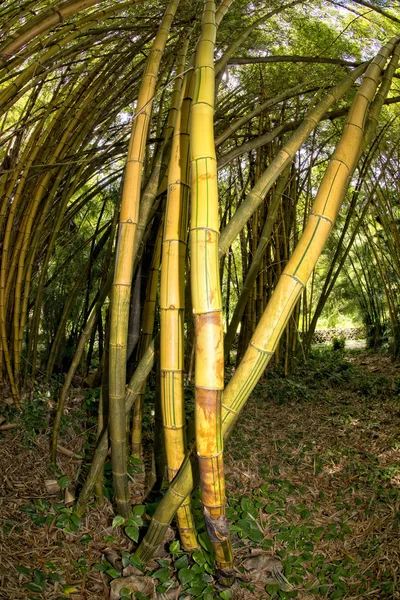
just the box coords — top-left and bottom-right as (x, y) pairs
(331, 336), (345, 351)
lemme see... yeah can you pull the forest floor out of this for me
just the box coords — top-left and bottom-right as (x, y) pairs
(0, 345), (399, 600)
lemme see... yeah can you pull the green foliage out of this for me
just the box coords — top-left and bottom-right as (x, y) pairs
(111, 506), (147, 544)
(18, 384), (52, 445)
(260, 376), (310, 405)
(20, 500), (81, 534)
(16, 563), (65, 600)
(331, 336), (345, 351)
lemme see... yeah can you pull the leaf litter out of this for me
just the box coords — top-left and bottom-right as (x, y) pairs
(0, 347), (399, 599)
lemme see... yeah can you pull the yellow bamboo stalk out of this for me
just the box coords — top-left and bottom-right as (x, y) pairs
(222, 37), (400, 434)
(160, 54), (198, 551)
(0, 0), (108, 68)
(0, 93), (59, 400)
(109, 0), (180, 518)
(130, 34), (192, 459)
(190, 0), (233, 577)
(0, 2), (137, 81)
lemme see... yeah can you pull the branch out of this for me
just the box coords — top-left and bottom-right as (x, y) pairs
(227, 55), (363, 67)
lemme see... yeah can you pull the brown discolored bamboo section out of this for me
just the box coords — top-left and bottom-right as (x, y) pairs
(189, 0), (233, 577)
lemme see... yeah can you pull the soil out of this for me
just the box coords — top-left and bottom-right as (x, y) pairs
(0, 348), (399, 599)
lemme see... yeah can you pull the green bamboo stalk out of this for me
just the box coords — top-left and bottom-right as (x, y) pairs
(50, 271), (113, 463)
(0, 0), (113, 68)
(224, 171), (289, 355)
(76, 335), (159, 517)
(131, 227), (162, 457)
(109, 0), (180, 518)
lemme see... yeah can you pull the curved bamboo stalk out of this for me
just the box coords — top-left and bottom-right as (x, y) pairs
(215, 0), (235, 27)
(28, 163), (88, 381)
(215, 83), (319, 147)
(306, 45), (400, 346)
(0, 2), (138, 81)
(50, 270), (113, 463)
(0, 88), (62, 399)
(0, 0), (110, 68)
(109, 0), (180, 518)
(215, 1), (303, 76)
(190, 0), (232, 577)
(131, 227), (162, 457)
(222, 36), (400, 432)
(45, 223), (111, 379)
(5, 71), (104, 356)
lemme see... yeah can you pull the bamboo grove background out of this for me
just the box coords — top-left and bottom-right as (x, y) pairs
(1, 0), (400, 575)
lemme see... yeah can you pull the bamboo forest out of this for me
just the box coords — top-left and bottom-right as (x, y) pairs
(1, 0), (400, 598)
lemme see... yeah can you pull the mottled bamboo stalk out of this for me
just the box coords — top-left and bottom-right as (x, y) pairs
(190, 0), (233, 577)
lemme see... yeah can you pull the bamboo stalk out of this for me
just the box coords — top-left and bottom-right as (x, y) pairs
(190, 0), (233, 577)
(50, 271), (113, 463)
(160, 54), (198, 551)
(109, 0), (180, 518)
(218, 62), (369, 256)
(225, 171), (289, 355)
(0, 0), (121, 68)
(131, 226), (162, 457)
(222, 36), (400, 433)
(76, 335), (159, 517)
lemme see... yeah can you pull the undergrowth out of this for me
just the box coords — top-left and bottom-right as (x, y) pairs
(2, 345), (400, 599)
